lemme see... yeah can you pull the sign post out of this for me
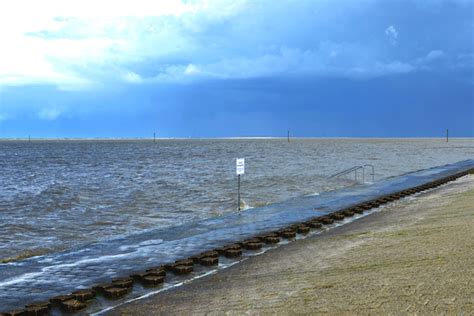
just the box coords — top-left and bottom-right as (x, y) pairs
(236, 158), (245, 211)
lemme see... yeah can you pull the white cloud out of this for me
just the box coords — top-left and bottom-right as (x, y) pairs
(1, 0), (193, 19)
(385, 25), (398, 46)
(425, 50), (445, 61)
(166, 46), (417, 80)
(122, 71), (143, 83)
(0, 1), (248, 88)
(184, 64), (201, 76)
(348, 61), (415, 78)
(109, 42), (430, 84)
(412, 50), (447, 69)
(38, 107), (63, 120)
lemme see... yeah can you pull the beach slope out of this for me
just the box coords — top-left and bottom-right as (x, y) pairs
(112, 175), (474, 315)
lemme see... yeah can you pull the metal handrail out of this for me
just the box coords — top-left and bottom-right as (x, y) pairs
(328, 165), (365, 182)
(328, 164), (376, 184)
(328, 166), (363, 179)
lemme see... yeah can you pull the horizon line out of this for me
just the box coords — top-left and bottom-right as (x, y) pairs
(0, 136), (472, 141)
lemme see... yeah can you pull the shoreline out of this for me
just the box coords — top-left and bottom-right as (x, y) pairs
(0, 161), (471, 313)
(1, 137), (473, 141)
(111, 174), (474, 315)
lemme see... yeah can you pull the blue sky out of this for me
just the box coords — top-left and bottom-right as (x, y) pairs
(0, 0), (473, 138)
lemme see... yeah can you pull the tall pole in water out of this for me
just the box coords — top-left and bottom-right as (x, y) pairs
(236, 158), (245, 212)
(28, 135), (30, 143)
(153, 132), (156, 144)
(287, 130), (290, 143)
(446, 129), (449, 143)
(238, 174), (241, 211)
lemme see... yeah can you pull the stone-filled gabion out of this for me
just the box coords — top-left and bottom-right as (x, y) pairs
(239, 238), (261, 245)
(173, 264), (193, 275)
(330, 213), (345, 221)
(50, 294), (75, 305)
(72, 289), (95, 302)
(262, 235), (280, 244)
(353, 207), (364, 214)
(199, 251), (219, 259)
(224, 248), (242, 258)
(242, 241), (263, 250)
(216, 244), (240, 254)
(200, 256), (219, 266)
(174, 259), (194, 267)
(60, 299), (87, 312)
(277, 229), (296, 239)
(317, 216), (334, 224)
(145, 267), (167, 276)
(342, 210), (355, 217)
(102, 287), (129, 299)
(92, 283), (114, 293)
(24, 302), (50, 316)
(305, 221), (322, 228)
(141, 275), (165, 286)
(112, 277), (134, 289)
(295, 225), (310, 234)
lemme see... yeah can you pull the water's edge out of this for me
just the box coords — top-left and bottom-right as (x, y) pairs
(0, 159), (473, 312)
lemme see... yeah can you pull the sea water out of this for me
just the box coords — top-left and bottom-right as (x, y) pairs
(1, 138), (473, 261)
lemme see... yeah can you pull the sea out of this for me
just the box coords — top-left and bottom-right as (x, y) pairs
(1, 138), (473, 262)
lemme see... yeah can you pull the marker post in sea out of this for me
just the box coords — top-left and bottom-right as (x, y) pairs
(236, 158), (245, 211)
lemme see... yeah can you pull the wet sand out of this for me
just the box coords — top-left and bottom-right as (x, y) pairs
(111, 175), (474, 315)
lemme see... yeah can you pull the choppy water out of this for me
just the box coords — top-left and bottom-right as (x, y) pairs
(1, 138), (473, 261)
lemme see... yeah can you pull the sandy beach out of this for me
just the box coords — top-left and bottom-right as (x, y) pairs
(111, 174), (474, 315)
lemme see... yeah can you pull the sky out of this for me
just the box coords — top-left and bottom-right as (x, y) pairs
(0, 0), (473, 138)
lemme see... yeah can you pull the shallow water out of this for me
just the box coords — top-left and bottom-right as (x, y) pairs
(0, 138), (473, 260)
(0, 158), (472, 313)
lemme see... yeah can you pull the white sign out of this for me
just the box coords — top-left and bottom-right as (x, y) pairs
(236, 158), (245, 175)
